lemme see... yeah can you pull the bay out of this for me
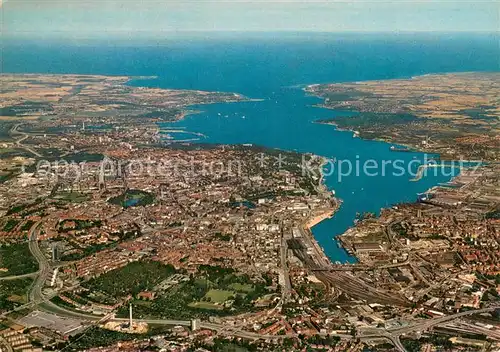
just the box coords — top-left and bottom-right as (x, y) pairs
(3, 33), (498, 262)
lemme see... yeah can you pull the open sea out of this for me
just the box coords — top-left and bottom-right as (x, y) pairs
(3, 33), (499, 262)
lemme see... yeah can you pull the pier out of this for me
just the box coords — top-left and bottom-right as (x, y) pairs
(411, 164), (462, 182)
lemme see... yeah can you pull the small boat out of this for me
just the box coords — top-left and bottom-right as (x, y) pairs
(390, 145), (410, 152)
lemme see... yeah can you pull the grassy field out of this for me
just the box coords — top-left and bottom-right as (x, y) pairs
(229, 283), (255, 293)
(205, 289), (235, 303)
(188, 301), (224, 310)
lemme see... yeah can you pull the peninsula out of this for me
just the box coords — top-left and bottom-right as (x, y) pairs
(307, 73), (500, 160)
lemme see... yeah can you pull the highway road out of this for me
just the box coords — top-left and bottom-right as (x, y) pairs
(10, 123), (42, 158)
(130, 319), (352, 341)
(440, 321), (500, 340)
(35, 295), (498, 348)
(358, 305), (500, 352)
(0, 271), (39, 281)
(28, 221), (49, 304)
(388, 306), (500, 335)
(26, 221), (97, 320)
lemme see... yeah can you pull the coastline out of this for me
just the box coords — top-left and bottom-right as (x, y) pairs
(125, 75), (259, 125)
(297, 84), (475, 267)
(303, 73), (499, 162)
(297, 141), (465, 269)
(163, 98), (264, 126)
(298, 156), (346, 267)
(313, 117), (425, 155)
(302, 209), (337, 267)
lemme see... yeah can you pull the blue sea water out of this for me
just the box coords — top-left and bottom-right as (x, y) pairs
(3, 33), (499, 262)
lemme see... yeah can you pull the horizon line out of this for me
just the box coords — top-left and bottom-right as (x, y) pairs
(3, 30), (499, 41)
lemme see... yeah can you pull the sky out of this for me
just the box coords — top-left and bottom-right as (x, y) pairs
(1, 0), (499, 39)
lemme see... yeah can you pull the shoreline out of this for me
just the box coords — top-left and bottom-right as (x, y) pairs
(302, 209), (337, 267)
(125, 74), (258, 124)
(304, 154), (468, 267)
(166, 98), (265, 125)
(296, 85), (476, 267)
(313, 115), (431, 156)
(298, 156), (347, 267)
